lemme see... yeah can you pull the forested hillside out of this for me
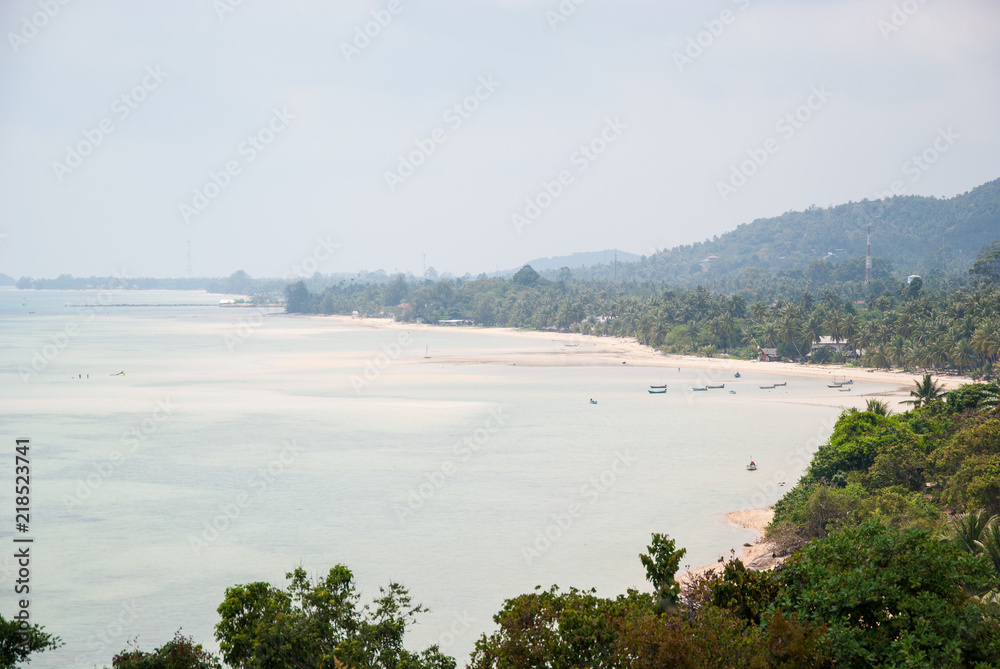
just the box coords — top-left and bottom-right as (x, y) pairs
(573, 178), (1000, 286)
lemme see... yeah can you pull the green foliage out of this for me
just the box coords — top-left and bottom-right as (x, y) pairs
(866, 440), (927, 491)
(710, 559), (780, 625)
(639, 533), (686, 613)
(511, 265), (541, 287)
(776, 522), (1000, 667)
(807, 409), (891, 482)
(865, 398), (890, 416)
(971, 239), (1000, 285)
(285, 280), (315, 313)
(899, 373), (946, 408)
(946, 510), (999, 556)
(951, 455), (1000, 516)
(110, 632), (222, 668)
(0, 615), (62, 668)
(468, 585), (653, 669)
(948, 383), (1000, 412)
(215, 565), (451, 669)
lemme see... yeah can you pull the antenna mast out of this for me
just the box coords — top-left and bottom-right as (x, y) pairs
(865, 219), (873, 283)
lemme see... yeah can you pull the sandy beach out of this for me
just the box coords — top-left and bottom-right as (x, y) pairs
(677, 507), (783, 590)
(309, 314), (973, 411)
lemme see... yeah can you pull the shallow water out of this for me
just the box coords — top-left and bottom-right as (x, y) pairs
(0, 289), (895, 666)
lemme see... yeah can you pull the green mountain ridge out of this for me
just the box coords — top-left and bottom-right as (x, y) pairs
(570, 177), (1000, 284)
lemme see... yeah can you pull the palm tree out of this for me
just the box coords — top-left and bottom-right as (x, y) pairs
(945, 510), (998, 556)
(762, 322), (779, 348)
(865, 398), (890, 416)
(979, 521), (1000, 578)
(899, 373), (945, 407)
(824, 310), (844, 344)
(952, 338), (976, 375)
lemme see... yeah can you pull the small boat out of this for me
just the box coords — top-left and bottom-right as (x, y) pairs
(729, 390), (736, 394)
(734, 372), (741, 378)
(589, 398), (598, 404)
(649, 384), (667, 389)
(111, 371), (125, 376)
(773, 382), (786, 387)
(424, 346), (431, 359)
(565, 343), (580, 347)
(707, 384), (725, 389)
(827, 384), (843, 388)
(692, 387), (708, 392)
(838, 388), (852, 392)
(648, 388), (666, 394)
(746, 460), (758, 471)
(759, 385), (775, 389)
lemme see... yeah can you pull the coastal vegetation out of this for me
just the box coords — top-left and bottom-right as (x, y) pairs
(284, 238), (1000, 381)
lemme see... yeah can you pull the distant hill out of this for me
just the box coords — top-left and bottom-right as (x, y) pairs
(579, 177), (1000, 285)
(0, 273), (15, 286)
(519, 249), (641, 273)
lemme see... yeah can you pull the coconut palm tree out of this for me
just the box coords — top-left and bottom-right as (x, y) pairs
(865, 398), (890, 416)
(899, 373), (945, 407)
(944, 510), (997, 555)
(979, 521), (1000, 578)
(952, 338), (976, 375)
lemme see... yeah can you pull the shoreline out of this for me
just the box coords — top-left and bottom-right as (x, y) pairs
(307, 314), (974, 404)
(678, 507), (783, 590)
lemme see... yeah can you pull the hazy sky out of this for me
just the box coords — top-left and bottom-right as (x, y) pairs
(1, 0), (998, 279)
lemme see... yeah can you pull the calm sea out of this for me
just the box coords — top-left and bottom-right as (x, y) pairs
(0, 289), (895, 667)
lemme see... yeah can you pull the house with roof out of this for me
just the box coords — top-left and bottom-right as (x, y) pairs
(758, 347), (779, 362)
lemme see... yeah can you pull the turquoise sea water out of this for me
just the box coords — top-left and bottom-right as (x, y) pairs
(0, 289), (898, 666)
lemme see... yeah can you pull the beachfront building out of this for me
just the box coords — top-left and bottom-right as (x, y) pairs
(759, 347), (779, 362)
(810, 336), (852, 354)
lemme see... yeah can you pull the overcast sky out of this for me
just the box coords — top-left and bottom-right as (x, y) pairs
(1, 0), (997, 279)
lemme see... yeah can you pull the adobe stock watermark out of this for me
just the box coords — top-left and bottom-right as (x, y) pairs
(434, 611), (476, 654)
(393, 408), (506, 524)
(877, 0), (929, 40)
(63, 399), (174, 510)
(350, 331), (414, 395)
(52, 65), (168, 183)
(384, 76), (500, 192)
(223, 310), (269, 352)
(716, 85), (833, 202)
(341, 0), (415, 63)
(511, 116), (627, 233)
(178, 106), (295, 224)
(7, 0), (72, 54)
(17, 270), (131, 383)
(71, 601), (143, 669)
(545, 0), (588, 31)
(284, 235), (341, 281)
(213, 0), (247, 21)
(684, 360), (739, 405)
(521, 450), (635, 566)
(872, 126), (958, 200)
(188, 440), (304, 555)
(674, 0), (751, 73)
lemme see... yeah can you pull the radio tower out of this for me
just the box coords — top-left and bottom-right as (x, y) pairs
(864, 219), (873, 283)
(186, 241), (193, 278)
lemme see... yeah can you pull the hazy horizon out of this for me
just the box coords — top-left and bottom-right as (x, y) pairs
(2, 0), (998, 279)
